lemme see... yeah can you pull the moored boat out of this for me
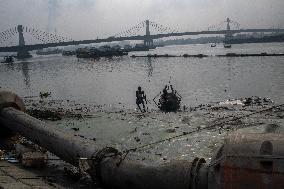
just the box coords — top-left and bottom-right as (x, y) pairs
(62, 51), (76, 56)
(1, 56), (14, 63)
(36, 48), (62, 55)
(76, 46), (128, 58)
(224, 44), (232, 48)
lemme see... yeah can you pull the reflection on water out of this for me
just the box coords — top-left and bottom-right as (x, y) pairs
(146, 57), (153, 78)
(21, 62), (31, 87)
(0, 43), (283, 110)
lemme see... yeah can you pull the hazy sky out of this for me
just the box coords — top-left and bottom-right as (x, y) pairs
(0, 0), (283, 40)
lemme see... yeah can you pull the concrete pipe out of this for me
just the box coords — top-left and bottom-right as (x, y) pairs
(0, 91), (26, 140)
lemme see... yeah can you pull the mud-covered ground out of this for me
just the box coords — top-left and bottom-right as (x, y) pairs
(1, 96), (284, 188)
(24, 96), (284, 162)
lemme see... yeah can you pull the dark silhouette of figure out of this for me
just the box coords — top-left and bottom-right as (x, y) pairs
(136, 86), (146, 112)
(159, 88), (168, 106)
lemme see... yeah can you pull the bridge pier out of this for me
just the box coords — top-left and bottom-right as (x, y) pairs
(17, 25), (32, 59)
(17, 49), (32, 59)
(144, 38), (153, 47)
(143, 20), (154, 47)
(224, 18), (233, 43)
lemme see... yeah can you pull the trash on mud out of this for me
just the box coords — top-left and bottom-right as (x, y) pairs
(71, 128), (80, 131)
(134, 136), (141, 142)
(218, 96), (273, 106)
(27, 109), (62, 121)
(219, 99), (244, 106)
(243, 96), (273, 106)
(165, 128), (176, 133)
(0, 150), (4, 160)
(210, 106), (230, 111)
(181, 116), (191, 124)
(21, 151), (48, 168)
(4, 153), (19, 163)
(64, 167), (82, 181)
(39, 91), (51, 99)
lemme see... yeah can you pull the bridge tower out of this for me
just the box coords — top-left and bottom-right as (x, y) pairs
(224, 18), (233, 43)
(17, 25), (31, 58)
(18, 25), (26, 47)
(144, 20), (153, 47)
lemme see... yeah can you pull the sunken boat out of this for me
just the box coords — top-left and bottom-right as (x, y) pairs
(154, 85), (182, 112)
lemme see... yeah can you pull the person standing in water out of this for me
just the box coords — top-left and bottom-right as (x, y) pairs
(136, 86), (146, 112)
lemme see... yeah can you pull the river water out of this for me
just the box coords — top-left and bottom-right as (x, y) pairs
(0, 42), (283, 110)
(0, 43), (284, 164)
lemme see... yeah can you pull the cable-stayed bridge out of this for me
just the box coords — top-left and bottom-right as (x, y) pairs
(0, 18), (283, 57)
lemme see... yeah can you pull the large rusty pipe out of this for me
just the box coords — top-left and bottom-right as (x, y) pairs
(0, 92), (208, 189)
(98, 157), (208, 189)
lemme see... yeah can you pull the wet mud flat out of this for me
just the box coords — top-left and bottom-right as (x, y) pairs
(23, 97), (284, 163)
(1, 96), (283, 188)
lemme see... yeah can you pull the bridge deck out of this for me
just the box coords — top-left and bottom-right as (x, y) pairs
(0, 28), (284, 52)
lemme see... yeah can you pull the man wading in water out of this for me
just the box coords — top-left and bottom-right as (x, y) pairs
(136, 86), (146, 112)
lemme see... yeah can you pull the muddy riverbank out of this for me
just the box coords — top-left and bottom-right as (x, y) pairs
(1, 96), (283, 188)
(23, 96), (284, 163)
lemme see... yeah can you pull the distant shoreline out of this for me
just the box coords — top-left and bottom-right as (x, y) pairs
(226, 35), (284, 44)
(131, 52), (284, 58)
(155, 34), (284, 46)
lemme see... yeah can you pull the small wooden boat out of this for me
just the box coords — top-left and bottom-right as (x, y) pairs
(224, 44), (232, 48)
